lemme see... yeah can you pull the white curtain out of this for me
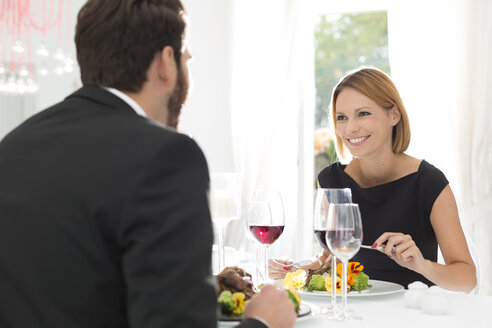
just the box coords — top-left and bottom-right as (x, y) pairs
(388, 0), (492, 295)
(225, 0), (316, 261)
(453, 0), (492, 296)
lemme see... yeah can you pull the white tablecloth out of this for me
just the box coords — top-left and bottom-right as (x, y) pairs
(219, 292), (491, 328)
(215, 250), (490, 328)
(296, 292), (491, 328)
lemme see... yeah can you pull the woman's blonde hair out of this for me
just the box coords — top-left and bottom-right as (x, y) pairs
(330, 67), (411, 161)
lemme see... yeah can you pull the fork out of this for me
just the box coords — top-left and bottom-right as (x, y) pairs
(360, 244), (395, 252)
(285, 259), (312, 269)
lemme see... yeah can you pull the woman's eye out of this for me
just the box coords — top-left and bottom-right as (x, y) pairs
(358, 111), (371, 117)
(336, 115), (347, 121)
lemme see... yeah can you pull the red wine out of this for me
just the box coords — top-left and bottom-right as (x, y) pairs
(313, 229), (330, 251)
(249, 225), (284, 245)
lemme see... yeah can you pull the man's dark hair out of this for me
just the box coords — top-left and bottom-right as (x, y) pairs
(75, 0), (186, 92)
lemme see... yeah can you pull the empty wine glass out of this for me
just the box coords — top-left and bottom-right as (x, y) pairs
(313, 188), (352, 316)
(210, 173), (241, 272)
(247, 189), (285, 283)
(325, 203), (363, 319)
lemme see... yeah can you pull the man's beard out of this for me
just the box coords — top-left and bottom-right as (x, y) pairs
(166, 66), (189, 129)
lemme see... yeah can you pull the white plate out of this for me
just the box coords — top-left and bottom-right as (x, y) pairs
(218, 303), (313, 326)
(297, 279), (404, 298)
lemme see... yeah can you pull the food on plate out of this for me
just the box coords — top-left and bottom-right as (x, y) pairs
(218, 290), (238, 314)
(216, 266), (301, 317)
(217, 290), (246, 316)
(287, 289), (300, 312)
(216, 266), (256, 300)
(304, 256), (331, 283)
(231, 292), (246, 314)
(337, 262), (363, 286)
(307, 274), (326, 291)
(351, 271), (370, 291)
(283, 269), (307, 290)
(282, 261), (372, 293)
(324, 275), (343, 294)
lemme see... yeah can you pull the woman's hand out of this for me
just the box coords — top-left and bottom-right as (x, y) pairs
(268, 251), (332, 279)
(268, 259), (293, 279)
(373, 232), (428, 274)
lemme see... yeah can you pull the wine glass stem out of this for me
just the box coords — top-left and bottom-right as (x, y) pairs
(331, 255), (337, 307)
(342, 260), (348, 312)
(217, 225), (225, 271)
(262, 245), (268, 282)
(255, 246), (260, 285)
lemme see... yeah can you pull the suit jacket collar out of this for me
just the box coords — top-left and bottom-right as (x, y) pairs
(66, 86), (137, 115)
(65, 85), (178, 133)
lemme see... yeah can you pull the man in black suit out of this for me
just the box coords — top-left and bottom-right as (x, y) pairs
(0, 1), (296, 327)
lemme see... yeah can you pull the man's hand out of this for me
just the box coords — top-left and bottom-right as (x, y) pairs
(243, 284), (296, 328)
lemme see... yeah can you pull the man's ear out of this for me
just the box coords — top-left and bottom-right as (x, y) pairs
(390, 106), (401, 126)
(156, 46), (177, 87)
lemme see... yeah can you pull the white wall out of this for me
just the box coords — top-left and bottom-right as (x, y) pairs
(33, 0), (86, 111)
(180, 0), (235, 173)
(0, 94), (35, 140)
(1, 0), (232, 173)
(0, 0), (84, 139)
(27, 0), (83, 112)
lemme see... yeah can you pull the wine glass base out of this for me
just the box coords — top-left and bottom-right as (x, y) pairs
(318, 305), (340, 318)
(336, 309), (361, 321)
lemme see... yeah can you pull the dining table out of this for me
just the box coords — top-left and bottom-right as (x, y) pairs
(293, 291), (490, 328)
(219, 290), (491, 328)
(215, 248), (491, 328)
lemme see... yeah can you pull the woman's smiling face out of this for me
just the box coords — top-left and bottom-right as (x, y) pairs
(334, 87), (399, 159)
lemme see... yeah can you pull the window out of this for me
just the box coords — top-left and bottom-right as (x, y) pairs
(313, 9), (390, 180)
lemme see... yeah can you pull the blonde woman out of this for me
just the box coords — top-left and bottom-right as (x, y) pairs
(271, 67), (476, 293)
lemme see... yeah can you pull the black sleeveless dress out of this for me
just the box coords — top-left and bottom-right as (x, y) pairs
(317, 160), (448, 288)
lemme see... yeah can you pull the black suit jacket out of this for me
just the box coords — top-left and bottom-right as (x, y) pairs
(0, 87), (266, 328)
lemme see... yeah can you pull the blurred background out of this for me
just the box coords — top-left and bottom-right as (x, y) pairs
(1, 0), (491, 294)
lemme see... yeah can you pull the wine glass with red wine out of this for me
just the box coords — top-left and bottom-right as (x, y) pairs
(325, 203), (362, 319)
(247, 189), (285, 283)
(243, 207), (261, 285)
(313, 188), (352, 316)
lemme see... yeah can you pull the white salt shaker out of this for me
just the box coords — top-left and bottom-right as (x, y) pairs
(420, 286), (450, 315)
(404, 281), (429, 309)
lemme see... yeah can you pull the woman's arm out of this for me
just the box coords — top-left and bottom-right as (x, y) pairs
(374, 185), (476, 292)
(424, 184), (476, 292)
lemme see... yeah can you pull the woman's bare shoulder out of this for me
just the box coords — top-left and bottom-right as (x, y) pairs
(399, 154), (421, 175)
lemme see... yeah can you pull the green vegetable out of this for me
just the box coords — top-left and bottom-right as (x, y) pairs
(351, 272), (371, 291)
(287, 290), (300, 312)
(218, 290), (236, 313)
(307, 275), (326, 292)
